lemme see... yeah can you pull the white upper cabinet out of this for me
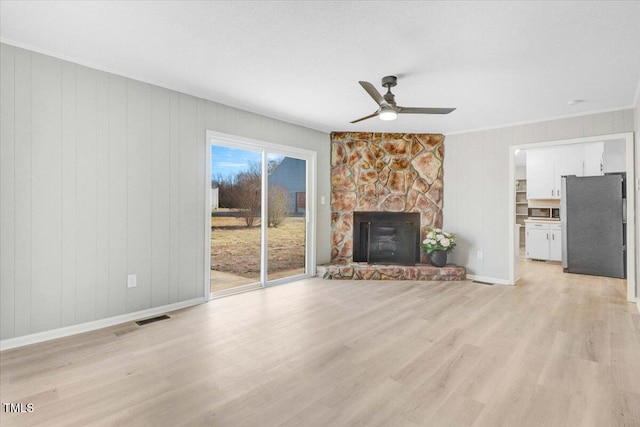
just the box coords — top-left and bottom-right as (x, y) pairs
(602, 140), (625, 174)
(526, 149), (555, 199)
(583, 142), (604, 176)
(553, 145), (585, 199)
(526, 145), (591, 200)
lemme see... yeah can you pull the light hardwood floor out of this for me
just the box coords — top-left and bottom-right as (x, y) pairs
(1, 259), (639, 426)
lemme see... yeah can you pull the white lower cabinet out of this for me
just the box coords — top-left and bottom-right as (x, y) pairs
(525, 222), (562, 261)
(549, 224), (562, 262)
(526, 223), (550, 259)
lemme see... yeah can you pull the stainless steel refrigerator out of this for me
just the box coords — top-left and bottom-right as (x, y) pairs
(560, 174), (626, 278)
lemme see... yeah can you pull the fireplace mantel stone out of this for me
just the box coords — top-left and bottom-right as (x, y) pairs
(317, 263), (466, 281)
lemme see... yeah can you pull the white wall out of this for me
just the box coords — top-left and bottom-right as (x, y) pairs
(444, 109), (635, 282)
(0, 43), (331, 341)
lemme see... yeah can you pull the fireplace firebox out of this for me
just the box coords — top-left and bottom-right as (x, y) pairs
(353, 212), (420, 265)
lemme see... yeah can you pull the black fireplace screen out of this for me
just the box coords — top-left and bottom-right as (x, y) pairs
(353, 212), (420, 265)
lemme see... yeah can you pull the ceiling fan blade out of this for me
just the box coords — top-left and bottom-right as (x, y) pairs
(350, 111), (379, 123)
(359, 81), (384, 106)
(398, 107), (456, 114)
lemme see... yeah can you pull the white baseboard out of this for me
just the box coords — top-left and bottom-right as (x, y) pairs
(467, 274), (513, 286)
(0, 297), (206, 352)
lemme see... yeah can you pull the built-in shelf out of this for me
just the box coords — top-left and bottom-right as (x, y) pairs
(516, 179), (527, 247)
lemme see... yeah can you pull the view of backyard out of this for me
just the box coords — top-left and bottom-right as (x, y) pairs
(210, 210), (306, 292)
(210, 146), (307, 293)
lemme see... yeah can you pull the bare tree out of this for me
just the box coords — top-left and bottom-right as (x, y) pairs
(228, 162), (261, 227)
(216, 160), (288, 227)
(268, 185), (289, 228)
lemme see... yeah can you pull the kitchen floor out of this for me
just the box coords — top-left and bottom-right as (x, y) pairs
(519, 256), (564, 279)
(518, 250), (628, 288)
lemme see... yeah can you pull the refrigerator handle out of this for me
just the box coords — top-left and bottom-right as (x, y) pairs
(546, 233), (549, 240)
(560, 176), (568, 269)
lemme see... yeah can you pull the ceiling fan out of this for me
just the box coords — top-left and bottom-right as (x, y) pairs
(351, 75), (456, 123)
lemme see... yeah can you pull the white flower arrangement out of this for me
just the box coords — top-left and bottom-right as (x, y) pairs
(421, 227), (457, 254)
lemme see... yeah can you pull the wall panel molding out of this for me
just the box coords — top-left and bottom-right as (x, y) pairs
(0, 43), (330, 341)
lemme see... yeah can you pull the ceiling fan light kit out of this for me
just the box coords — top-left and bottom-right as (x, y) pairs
(379, 106), (397, 121)
(351, 75), (456, 124)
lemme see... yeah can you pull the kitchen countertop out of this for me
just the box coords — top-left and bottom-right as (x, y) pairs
(524, 218), (561, 224)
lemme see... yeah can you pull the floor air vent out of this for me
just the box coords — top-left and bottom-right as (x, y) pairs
(136, 314), (171, 326)
(472, 280), (494, 286)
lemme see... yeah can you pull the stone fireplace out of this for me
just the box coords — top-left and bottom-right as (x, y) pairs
(330, 132), (444, 263)
(323, 132), (465, 281)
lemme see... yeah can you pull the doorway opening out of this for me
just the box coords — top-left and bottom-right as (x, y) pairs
(205, 131), (316, 298)
(508, 132), (636, 303)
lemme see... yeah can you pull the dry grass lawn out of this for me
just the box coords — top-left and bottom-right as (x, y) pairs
(211, 213), (305, 279)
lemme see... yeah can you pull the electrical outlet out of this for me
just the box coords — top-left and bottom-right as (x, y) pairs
(127, 274), (137, 288)
(320, 196), (326, 205)
(477, 250), (484, 260)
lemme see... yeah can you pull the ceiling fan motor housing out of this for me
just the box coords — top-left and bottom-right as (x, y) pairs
(381, 76), (398, 105)
(381, 75), (398, 88)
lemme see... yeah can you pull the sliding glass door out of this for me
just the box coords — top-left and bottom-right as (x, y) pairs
(267, 154), (307, 282)
(210, 145), (262, 293)
(208, 133), (315, 297)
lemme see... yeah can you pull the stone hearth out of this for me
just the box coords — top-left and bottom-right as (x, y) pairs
(317, 263), (466, 281)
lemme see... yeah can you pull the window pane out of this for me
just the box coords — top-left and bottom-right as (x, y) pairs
(267, 155), (306, 281)
(210, 145), (262, 293)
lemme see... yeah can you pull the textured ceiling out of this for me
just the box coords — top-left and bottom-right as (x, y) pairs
(1, 1), (639, 134)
